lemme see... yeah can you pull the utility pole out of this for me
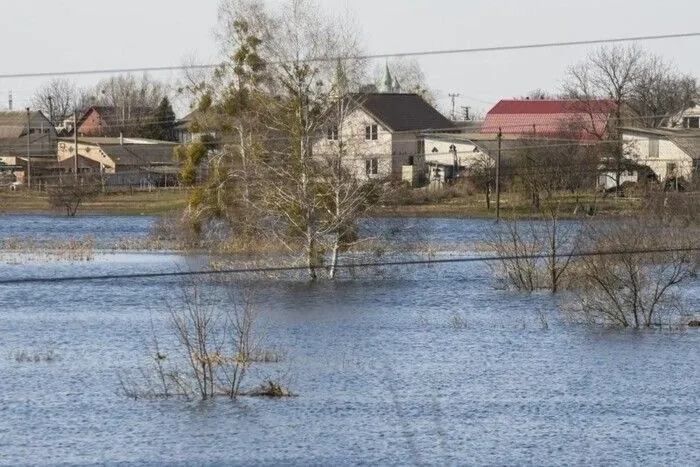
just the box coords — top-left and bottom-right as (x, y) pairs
(26, 108), (32, 189)
(461, 106), (471, 121)
(47, 95), (54, 126)
(74, 109), (79, 181)
(448, 93), (460, 121)
(496, 127), (502, 221)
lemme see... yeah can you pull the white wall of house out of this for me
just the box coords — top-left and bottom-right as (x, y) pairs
(391, 133), (424, 184)
(313, 107), (398, 182)
(423, 137), (492, 168)
(57, 142), (115, 172)
(623, 132), (694, 180)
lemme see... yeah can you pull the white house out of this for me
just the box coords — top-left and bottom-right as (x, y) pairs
(621, 127), (699, 182)
(313, 93), (455, 186)
(667, 104), (700, 129)
(421, 133), (493, 183)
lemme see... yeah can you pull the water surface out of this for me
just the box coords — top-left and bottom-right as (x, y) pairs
(0, 215), (698, 466)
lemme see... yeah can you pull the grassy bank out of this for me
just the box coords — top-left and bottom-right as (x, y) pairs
(375, 191), (644, 219)
(0, 189), (189, 215)
(1, 187), (645, 218)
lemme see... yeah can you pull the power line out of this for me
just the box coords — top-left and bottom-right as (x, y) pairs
(0, 246), (697, 286)
(1, 32), (699, 80)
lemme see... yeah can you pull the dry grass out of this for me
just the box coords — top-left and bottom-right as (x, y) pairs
(0, 189), (189, 215)
(1, 236), (96, 262)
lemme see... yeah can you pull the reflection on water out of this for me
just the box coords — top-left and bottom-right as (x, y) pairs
(0, 214), (699, 465)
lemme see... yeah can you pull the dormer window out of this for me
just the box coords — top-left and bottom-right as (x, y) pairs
(365, 124), (378, 140)
(327, 125), (338, 140)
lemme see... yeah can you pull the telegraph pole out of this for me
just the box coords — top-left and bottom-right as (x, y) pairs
(461, 106), (471, 121)
(26, 108), (31, 189)
(74, 109), (79, 181)
(47, 95), (54, 126)
(448, 93), (460, 121)
(496, 127), (502, 221)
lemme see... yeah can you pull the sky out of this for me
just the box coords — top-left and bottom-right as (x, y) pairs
(0, 0), (699, 118)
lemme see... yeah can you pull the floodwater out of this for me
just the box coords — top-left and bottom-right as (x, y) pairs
(0, 215), (699, 466)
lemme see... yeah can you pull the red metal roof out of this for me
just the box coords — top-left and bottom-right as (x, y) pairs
(482, 99), (616, 140)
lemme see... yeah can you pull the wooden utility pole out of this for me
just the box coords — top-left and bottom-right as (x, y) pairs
(448, 93), (460, 121)
(26, 108), (31, 189)
(496, 127), (502, 221)
(47, 95), (54, 125)
(73, 110), (79, 181)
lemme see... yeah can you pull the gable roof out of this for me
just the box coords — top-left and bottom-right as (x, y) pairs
(621, 127), (700, 160)
(482, 99), (617, 140)
(76, 106), (155, 132)
(60, 136), (179, 167)
(0, 111), (54, 139)
(349, 93), (454, 132)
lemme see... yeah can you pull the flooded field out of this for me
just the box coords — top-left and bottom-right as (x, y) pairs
(1, 215), (698, 465)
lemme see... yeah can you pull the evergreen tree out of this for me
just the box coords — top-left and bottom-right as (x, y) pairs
(140, 97), (176, 140)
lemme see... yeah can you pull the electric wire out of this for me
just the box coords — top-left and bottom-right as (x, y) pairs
(1, 32), (699, 79)
(0, 245), (697, 286)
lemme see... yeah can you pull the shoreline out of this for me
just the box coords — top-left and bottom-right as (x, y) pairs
(0, 188), (645, 219)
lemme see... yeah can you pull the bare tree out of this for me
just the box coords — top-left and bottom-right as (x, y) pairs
(47, 177), (100, 217)
(490, 211), (581, 293)
(315, 97), (385, 278)
(81, 74), (170, 136)
(562, 44), (698, 193)
(204, 0), (371, 280)
(566, 216), (697, 327)
(630, 57), (698, 128)
(465, 153), (495, 210)
(31, 79), (78, 125)
(373, 57), (437, 105)
(119, 280), (280, 400)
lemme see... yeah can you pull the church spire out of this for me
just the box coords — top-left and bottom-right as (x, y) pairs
(380, 62), (394, 93)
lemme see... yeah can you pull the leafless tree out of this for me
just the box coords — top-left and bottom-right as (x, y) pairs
(373, 57), (437, 105)
(47, 177), (100, 217)
(314, 97), (386, 278)
(119, 280), (281, 400)
(208, 0), (371, 280)
(490, 211), (581, 293)
(465, 153), (495, 210)
(562, 44), (697, 192)
(630, 56), (698, 128)
(31, 79), (79, 125)
(566, 215), (697, 327)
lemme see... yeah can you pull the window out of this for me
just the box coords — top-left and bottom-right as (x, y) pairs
(327, 125), (338, 141)
(365, 158), (378, 175)
(407, 156), (414, 166)
(667, 162), (677, 177)
(649, 138), (659, 158)
(683, 117), (700, 128)
(365, 124), (378, 140)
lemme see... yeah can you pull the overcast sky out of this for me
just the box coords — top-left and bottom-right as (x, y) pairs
(1, 0), (698, 117)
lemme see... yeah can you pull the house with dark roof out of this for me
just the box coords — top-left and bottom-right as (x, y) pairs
(0, 110), (57, 185)
(313, 93), (455, 185)
(621, 127), (700, 183)
(481, 99), (619, 140)
(56, 136), (180, 187)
